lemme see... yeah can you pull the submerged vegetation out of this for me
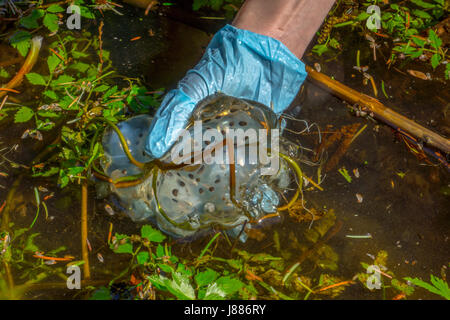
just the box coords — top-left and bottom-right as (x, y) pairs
(313, 0), (449, 79)
(0, 0), (448, 300)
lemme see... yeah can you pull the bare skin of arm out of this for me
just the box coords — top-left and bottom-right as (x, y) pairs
(233, 0), (336, 59)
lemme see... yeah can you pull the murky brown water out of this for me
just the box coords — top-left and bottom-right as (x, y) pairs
(1, 2), (448, 300)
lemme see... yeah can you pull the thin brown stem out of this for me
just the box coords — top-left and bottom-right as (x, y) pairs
(305, 65), (450, 154)
(81, 181), (91, 280)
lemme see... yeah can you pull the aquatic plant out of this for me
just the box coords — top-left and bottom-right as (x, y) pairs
(0, 0), (164, 296)
(89, 218), (351, 300)
(192, 0), (243, 18)
(0, 0), (447, 301)
(405, 274), (450, 300)
(313, 0), (449, 78)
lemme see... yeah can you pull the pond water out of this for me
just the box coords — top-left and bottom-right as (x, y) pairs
(0, 2), (448, 300)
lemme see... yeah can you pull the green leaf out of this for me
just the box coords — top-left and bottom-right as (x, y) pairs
(158, 263), (175, 274)
(176, 263), (193, 277)
(72, 50), (89, 59)
(405, 276), (450, 299)
(412, 9), (432, 19)
(156, 244), (165, 258)
(102, 50), (111, 62)
(141, 225), (166, 242)
(26, 72), (47, 86)
(43, 13), (59, 32)
(312, 44), (329, 56)
(60, 148), (74, 161)
(204, 282), (227, 300)
(93, 84), (110, 92)
(69, 62), (90, 73)
(215, 276), (245, 296)
(411, 36), (426, 47)
(338, 167), (352, 183)
(193, 0), (209, 10)
(86, 142), (99, 168)
(136, 251), (150, 265)
(0, 68), (9, 78)
(428, 29), (442, 50)
(47, 4), (65, 13)
(32, 166), (59, 177)
(390, 4), (400, 11)
(89, 287), (111, 300)
(37, 110), (60, 118)
(329, 38), (340, 49)
(111, 234), (133, 254)
(391, 279), (415, 296)
(20, 9), (45, 29)
(222, 258), (243, 270)
(410, 0), (437, 8)
(0, 107), (13, 122)
(210, 0), (224, 11)
(24, 233), (40, 252)
(430, 275), (450, 298)
(80, 6), (96, 19)
(58, 170), (69, 188)
(166, 272), (196, 300)
(43, 90), (59, 100)
(66, 167), (84, 177)
(114, 242), (133, 254)
(405, 28), (419, 37)
(148, 274), (167, 290)
(38, 121), (56, 131)
(195, 269), (219, 288)
(58, 96), (75, 110)
(52, 75), (75, 86)
(10, 31), (32, 56)
(356, 12), (371, 21)
(14, 107), (34, 123)
(47, 246), (67, 256)
(431, 53), (441, 69)
(410, 49), (424, 59)
(47, 54), (61, 74)
(103, 85), (118, 100)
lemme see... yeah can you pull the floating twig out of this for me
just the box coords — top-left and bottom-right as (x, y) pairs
(349, 124), (367, 144)
(345, 233), (372, 239)
(305, 65), (450, 154)
(81, 182), (91, 280)
(98, 21), (104, 76)
(0, 95), (8, 111)
(303, 175), (324, 191)
(381, 80), (389, 99)
(0, 88), (20, 94)
(33, 253), (75, 262)
(317, 280), (354, 292)
(107, 222), (113, 244)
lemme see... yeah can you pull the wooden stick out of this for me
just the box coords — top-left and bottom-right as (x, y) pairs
(81, 181), (91, 280)
(316, 280), (354, 293)
(3, 261), (14, 292)
(305, 65), (450, 154)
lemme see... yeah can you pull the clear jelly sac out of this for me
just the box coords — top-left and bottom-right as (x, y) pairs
(99, 94), (292, 240)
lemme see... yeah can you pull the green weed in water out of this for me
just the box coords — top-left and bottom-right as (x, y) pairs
(312, 0), (449, 78)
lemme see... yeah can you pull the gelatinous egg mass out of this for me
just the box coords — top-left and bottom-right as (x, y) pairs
(100, 94), (291, 240)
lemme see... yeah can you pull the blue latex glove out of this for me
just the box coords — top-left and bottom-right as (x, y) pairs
(145, 24), (307, 159)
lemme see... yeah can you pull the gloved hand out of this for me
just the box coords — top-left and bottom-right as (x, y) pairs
(145, 24), (307, 159)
